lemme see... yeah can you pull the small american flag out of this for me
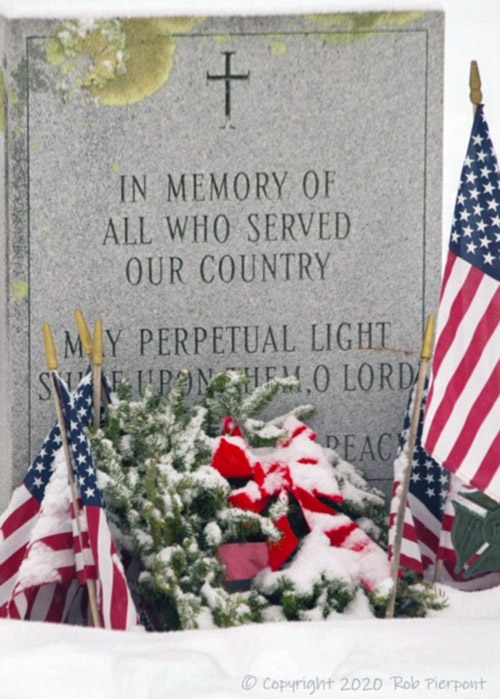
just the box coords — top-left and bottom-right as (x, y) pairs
(422, 105), (500, 502)
(0, 372), (138, 629)
(55, 374), (138, 630)
(389, 378), (450, 577)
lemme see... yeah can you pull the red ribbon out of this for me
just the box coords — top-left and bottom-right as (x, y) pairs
(212, 418), (344, 571)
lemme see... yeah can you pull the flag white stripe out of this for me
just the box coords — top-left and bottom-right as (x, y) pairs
(10, 593), (28, 619)
(0, 518), (36, 566)
(390, 497), (424, 567)
(406, 507), (440, 569)
(95, 512), (114, 627)
(407, 492), (442, 537)
(0, 577), (17, 602)
(29, 584), (58, 620)
(423, 266), (499, 435)
(0, 486), (33, 529)
(432, 319), (500, 462)
(455, 393), (500, 493)
(398, 528), (422, 563)
(433, 255), (468, 338)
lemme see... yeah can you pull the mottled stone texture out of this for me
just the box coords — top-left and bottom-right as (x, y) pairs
(0, 13), (444, 507)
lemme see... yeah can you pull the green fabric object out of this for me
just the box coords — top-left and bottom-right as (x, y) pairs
(452, 491), (500, 579)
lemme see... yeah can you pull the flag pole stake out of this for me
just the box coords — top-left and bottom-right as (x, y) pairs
(43, 323), (102, 628)
(92, 318), (104, 430)
(386, 316), (435, 618)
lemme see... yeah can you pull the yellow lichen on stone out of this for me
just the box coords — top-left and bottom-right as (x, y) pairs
(112, 162), (121, 173)
(12, 281), (29, 300)
(30, 143), (40, 152)
(0, 70), (5, 133)
(46, 37), (66, 67)
(61, 61), (76, 75)
(270, 42), (288, 58)
(306, 11), (426, 44)
(9, 91), (18, 105)
(47, 17), (204, 107)
(213, 34), (230, 44)
(93, 19), (175, 106)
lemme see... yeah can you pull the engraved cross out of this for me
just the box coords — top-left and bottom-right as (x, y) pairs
(207, 51), (250, 124)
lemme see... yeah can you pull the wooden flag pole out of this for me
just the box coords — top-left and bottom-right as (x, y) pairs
(386, 315), (435, 619)
(434, 61), (482, 584)
(43, 323), (102, 628)
(92, 318), (104, 430)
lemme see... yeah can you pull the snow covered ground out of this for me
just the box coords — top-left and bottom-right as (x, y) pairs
(0, 585), (498, 699)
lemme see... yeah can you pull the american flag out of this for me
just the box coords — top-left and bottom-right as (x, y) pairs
(389, 378), (451, 577)
(422, 105), (500, 502)
(0, 372), (138, 629)
(55, 374), (138, 630)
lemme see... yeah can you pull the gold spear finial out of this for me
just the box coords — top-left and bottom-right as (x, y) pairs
(43, 323), (58, 371)
(74, 309), (93, 357)
(469, 60), (482, 111)
(421, 315), (435, 361)
(92, 318), (104, 367)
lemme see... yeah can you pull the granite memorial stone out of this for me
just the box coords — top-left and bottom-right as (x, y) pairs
(0, 12), (444, 507)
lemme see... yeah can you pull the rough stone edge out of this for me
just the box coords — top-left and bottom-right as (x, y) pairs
(0, 14), (12, 510)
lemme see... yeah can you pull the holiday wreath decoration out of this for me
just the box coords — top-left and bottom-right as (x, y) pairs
(89, 369), (446, 630)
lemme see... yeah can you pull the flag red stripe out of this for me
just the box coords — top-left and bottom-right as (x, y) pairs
(438, 252), (457, 303)
(441, 513), (455, 532)
(429, 262), (483, 381)
(399, 551), (424, 575)
(0, 544), (28, 586)
(437, 546), (457, 563)
(424, 289), (500, 453)
(413, 520), (440, 553)
(1, 497), (40, 538)
(73, 531), (90, 554)
(471, 427), (500, 492)
(401, 521), (419, 545)
(45, 583), (72, 623)
(442, 361), (500, 469)
(35, 532), (74, 552)
(110, 560), (130, 629)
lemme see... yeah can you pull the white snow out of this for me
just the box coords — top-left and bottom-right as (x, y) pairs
(13, 450), (73, 592)
(0, 587), (498, 699)
(204, 521), (223, 547)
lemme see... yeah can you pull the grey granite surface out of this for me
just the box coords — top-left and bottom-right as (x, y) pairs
(0, 13), (444, 506)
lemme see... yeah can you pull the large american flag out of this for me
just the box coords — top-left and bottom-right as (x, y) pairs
(389, 378), (451, 577)
(0, 372), (138, 629)
(422, 105), (500, 502)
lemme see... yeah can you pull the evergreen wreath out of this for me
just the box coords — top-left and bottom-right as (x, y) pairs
(89, 370), (446, 630)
